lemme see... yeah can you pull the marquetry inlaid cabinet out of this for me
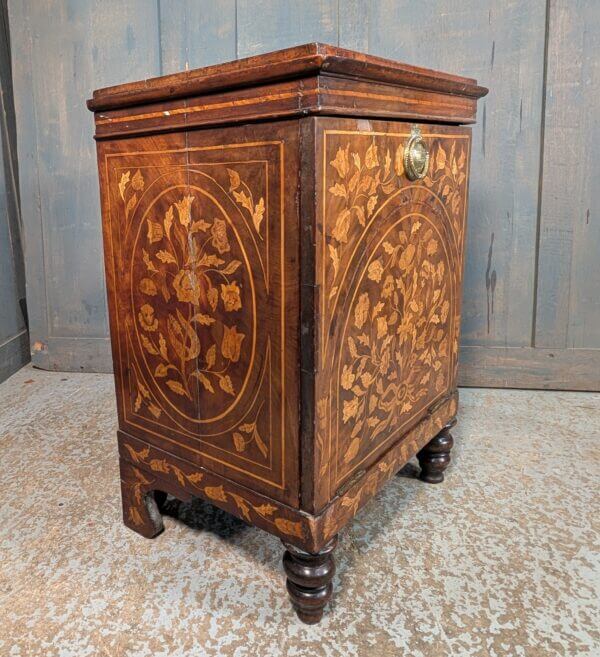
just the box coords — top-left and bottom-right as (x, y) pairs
(88, 43), (487, 624)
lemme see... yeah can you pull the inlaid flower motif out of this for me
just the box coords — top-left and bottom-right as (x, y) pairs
(211, 218), (230, 254)
(368, 260), (384, 283)
(220, 282), (242, 312)
(139, 278), (157, 296)
(175, 195), (194, 227)
(354, 292), (370, 329)
(342, 396), (359, 423)
(138, 304), (158, 332)
(221, 325), (245, 363)
(146, 220), (163, 244)
(173, 269), (202, 305)
(341, 365), (355, 390)
(382, 274), (395, 299)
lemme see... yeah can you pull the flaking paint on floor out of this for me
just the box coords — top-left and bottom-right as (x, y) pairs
(0, 364), (599, 656)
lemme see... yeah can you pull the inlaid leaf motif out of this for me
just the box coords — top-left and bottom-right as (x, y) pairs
(253, 428), (268, 458)
(227, 168), (241, 191)
(164, 205), (173, 239)
(230, 493), (252, 522)
(233, 189), (253, 214)
(191, 313), (215, 326)
(436, 145), (447, 171)
(140, 334), (159, 355)
(399, 244), (416, 269)
(252, 197), (265, 233)
(166, 380), (188, 397)
(125, 194), (137, 220)
(219, 375), (235, 396)
(158, 333), (168, 360)
(220, 260), (242, 275)
(233, 432), (245, 452)
(274, 518), (303, 538)
(187, 472), (203, 485)
(193, 371), (215, 393)
(204, 485), (228, 502)
(191, 219), (211, 233)
(128, 506), (143, 527)
(205, 344), (216, 369)
(119, 171), (130, 200)
(156, 250), (177, 265)
(131, 169), (145, 191)
(331, 144), (350, 179)
(366, 194), (378, 217)
(394, 145), (404, 177)
(365, 143), (379, 169)
(254, 503), (277, 517)
(142, 249), (158, 272)
(344, 437), (360, 463)
(332, 209), (351, 243)
(329, 183), (347, 198)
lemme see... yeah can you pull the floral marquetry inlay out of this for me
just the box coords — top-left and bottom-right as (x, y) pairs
(122, 169), (253, 419)
(110, 142), (288, 488)
(319, 128), (469, 492)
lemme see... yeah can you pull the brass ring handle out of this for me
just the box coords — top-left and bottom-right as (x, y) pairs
(403, 127), (430, 181)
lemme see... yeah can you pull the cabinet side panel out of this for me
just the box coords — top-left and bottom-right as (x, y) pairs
(314, 118), (470, 507)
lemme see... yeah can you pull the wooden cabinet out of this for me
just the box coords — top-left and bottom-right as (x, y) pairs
(89, 43), (486, 624)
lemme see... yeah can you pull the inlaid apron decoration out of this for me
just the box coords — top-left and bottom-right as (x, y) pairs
(88, 43), (487, 624)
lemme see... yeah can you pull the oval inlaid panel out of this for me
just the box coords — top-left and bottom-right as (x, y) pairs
(129, 170), (257, 425)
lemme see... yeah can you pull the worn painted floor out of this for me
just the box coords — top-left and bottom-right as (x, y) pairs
(0, 364), (598, 657)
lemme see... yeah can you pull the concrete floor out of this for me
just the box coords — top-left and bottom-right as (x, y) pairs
(0, 364), (599, 657)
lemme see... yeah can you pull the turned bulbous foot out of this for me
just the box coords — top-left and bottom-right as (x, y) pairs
(282, 536), (337, 624)
(417, 419), (455, 484)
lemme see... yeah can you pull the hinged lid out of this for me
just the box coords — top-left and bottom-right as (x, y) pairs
(88, 43), (488, 138)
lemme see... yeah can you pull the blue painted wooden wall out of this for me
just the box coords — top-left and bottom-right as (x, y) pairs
(0, 0), (28, 383)
(7, 0), (600, 389)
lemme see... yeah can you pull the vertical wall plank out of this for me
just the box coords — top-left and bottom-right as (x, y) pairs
(9, 0), (160, 371)
(337, 0), (369, 51)
(535, 0), (600, 349)
(364, 1), (547, 349)
(236, 0), (338, 57)
(0, 0), (28, 381)
(159, 0), (237, 74)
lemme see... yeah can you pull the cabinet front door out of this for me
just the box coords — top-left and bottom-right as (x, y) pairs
(98, 122), (300, 506)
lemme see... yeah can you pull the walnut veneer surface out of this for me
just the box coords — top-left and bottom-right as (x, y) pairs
(88, 43), (487, 623)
